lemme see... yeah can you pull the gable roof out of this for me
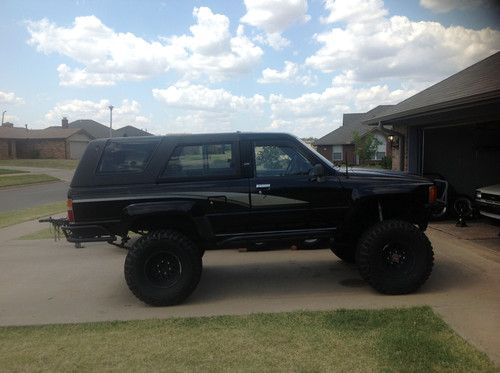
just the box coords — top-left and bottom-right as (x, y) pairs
(364, 51), (500, 124)
(69, 119), (111, 139)
(0, 126), (92, 140)
(114, 125), (152, 137)
(315, 105), (393, 146)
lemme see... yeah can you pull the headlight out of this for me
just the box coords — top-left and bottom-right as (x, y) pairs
(475, 191), (481, 200)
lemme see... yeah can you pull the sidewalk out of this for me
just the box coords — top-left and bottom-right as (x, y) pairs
(2, 166), (74, 182)
(0, 213), (65, 242)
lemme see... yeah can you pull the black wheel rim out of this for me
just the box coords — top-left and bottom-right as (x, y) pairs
(144, 251), (182, 288)
(379, 242), (415, 274)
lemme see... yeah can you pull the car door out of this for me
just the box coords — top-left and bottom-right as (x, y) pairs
(246, 138), (349, 234)
(246, 139), (317, 232)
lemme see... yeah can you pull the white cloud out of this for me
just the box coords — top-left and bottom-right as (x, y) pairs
(166, 112), (233, 134)
(241, 0), (310, 50)
(258, 61), (317, 86)
(307, 0), (500, 83)
(0, 91), (24, 105)
(420, 0), (487, 13)
(27, 8), (263, 86)
(152, 81), (265, 113)
(44, 99), (150, 129)
(267, 77), (417, 137)
(322, 0), (388, 24)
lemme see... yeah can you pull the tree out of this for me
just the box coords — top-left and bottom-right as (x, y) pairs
(352, 131), (381, 165)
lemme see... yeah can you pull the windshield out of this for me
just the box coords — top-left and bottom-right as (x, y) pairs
(295, 137), (339, 170)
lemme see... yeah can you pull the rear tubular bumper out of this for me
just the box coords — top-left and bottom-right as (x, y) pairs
(39, 217), (117, 244)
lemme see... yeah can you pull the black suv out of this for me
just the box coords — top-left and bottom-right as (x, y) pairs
(46, 132), (437, 306)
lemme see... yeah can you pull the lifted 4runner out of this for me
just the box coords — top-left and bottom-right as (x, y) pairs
(43, 133), (437, 306)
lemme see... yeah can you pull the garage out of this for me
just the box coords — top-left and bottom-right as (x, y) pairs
(69, 139), (89, 159)
(423, 122), (500, 197)
(365, 52), (500, 201)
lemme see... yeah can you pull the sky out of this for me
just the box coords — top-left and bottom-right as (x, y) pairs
(0, 0), (499, 138)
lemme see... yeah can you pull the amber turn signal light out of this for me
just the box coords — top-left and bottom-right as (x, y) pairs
(428, 185), (437, 204)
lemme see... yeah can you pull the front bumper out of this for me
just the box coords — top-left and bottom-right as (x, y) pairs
(475, 199), (500, 220)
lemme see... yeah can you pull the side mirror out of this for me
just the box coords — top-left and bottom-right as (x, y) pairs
(310, 163), (326, 182)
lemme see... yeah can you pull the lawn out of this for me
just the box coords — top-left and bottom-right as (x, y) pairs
(0, 168), (28, 175)
(0, 307), (494, 372)
(0, 173), (59, 188)
(0, 201), (66, 228)
(0, 158), (78, 170)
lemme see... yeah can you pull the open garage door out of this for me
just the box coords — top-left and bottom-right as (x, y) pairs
(422, 122), (500, 198)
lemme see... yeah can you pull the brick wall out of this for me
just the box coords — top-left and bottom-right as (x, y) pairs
(0, 139), (17, 159)
(16, 139), (67, 159)
(0, 140), (9, 159)
(316, 145), (332, 161)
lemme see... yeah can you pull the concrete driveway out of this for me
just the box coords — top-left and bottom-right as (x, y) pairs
(0, 227), (498, 364)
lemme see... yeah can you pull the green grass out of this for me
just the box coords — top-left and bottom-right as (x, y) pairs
(0, 173), (59, 188)
(0, 307), (494, 372)
(18, 227), (55, 240)
(0, 168), (28, 175)
(0, 201), (66, 228)
(0, 158), (78, 169)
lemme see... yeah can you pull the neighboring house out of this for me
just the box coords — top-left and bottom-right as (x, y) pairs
(114, 125), (152, 137)
(0, 122), (93, 160)
(66, 118), (152, 138)
(363, 51), (500, 197)
(314, 105), (393, 165)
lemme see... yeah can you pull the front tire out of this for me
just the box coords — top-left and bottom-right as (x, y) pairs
(356, 220), (434, 294)
(124, 230), (202, 306)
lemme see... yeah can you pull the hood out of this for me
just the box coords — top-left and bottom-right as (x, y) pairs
(344, 167), (430, 182)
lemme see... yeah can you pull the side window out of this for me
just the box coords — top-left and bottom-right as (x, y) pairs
(254, 144), (313, 177)
(163, 143), (236, 178)
(98, 139), (159, 173)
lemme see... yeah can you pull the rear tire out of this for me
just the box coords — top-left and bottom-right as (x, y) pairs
(124, 230), (202, 306)
(356, 220), (433, 294)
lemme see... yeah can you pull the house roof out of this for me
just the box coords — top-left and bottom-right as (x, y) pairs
(364, 51), (500, 124)
(69, 119), (111, 139)
(315, 105), (393, 146)
(114, 125), (152, 137)
(0, 126), (91, 140)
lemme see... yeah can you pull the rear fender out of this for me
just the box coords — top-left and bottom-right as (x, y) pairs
(123, 201), (213, 241)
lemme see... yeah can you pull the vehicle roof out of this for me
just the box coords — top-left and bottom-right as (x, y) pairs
(95, 132), (297, 142)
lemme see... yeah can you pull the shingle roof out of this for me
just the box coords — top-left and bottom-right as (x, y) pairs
(114, 125), (152, 137)
(69, 119), (111, 139)
(364, 51), (500, 124)
(315, 105), (393, 145)
(0, 126), (90, 140)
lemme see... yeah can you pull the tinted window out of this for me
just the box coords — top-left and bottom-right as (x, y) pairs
(254, 144), (313, 177)
(98, 139), (159, 173)
(163, 143), (236, 178)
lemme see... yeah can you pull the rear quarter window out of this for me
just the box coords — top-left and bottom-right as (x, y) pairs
(162, 143), (237, 179)
(97, 139), (160, 173)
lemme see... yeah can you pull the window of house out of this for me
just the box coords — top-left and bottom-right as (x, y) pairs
(371, 135), (387, 160)
(254, 143), (313, 177)
(162, 143), (236, 178)
(97, 138), (160, 173)
(332, 145), (343, 161)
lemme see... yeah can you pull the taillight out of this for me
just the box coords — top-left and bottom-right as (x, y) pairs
(67, 199), (74, 222)
(428, 185), (437, 204)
